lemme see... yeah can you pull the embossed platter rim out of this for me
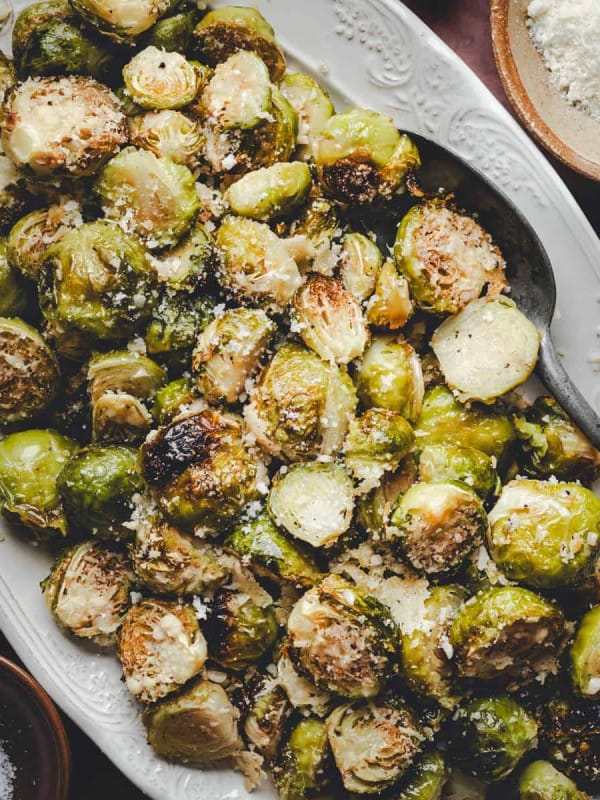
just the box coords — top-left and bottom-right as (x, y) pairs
(1, 1), (600, 798)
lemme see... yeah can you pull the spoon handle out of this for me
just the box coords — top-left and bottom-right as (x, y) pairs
(537, 331), (600, 450)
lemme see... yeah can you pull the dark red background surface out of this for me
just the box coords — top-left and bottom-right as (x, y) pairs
(1, 1), (599, 797)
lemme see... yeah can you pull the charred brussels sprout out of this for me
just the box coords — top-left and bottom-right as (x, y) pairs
(366, 258), (414, 331)
(118, 598), (207, 703)
(201, 51), (271, 131)
(518, 760), (589, 800)
(226, 162), (312, 222)
(128, 110), (204, 166)
(417, 444), (500, 504)
(0, 429), (78, 538)
(449, 585), (566, 684)
(152, 377), (196, 425)
(0, 241), (28, 317)
(276, 649), (333, 719)
(287, 574), (400, 698)
(357, 456), (418, 538)
(57, 445), (142, 539)
(123, 46), (201, 110)
(141, 408), (267, 536)
(314, 109), (420, 204)
(277, 717), (332, 795)
(142, 10), (196, 53)
(144, 290), (214, 370)
(446, 695), (538, 783)
(94, 147), (200, 250)
(570, 605), (600, 698)
(70, 0), (179, 43)
(42, 541), (132, 646)
(339, 231), (383, 303)
(355, 336), (424, 423)
(487, 480), (600, 590)
(0, 318), (60, 427)
(152, 220), (215, 292)
(288, 195), (341, 264)
(12, 1), (74, 66)
(280, 72), (335, 159)
(0, 155), (27, 232)
(326, 697), (424, 793)
(192, 307), (275, 404)
(2, 76), (126, 177)
(394, 749), (450, 800)
(394, 202), (507, 315)
(344, 408), (415, 491)
(539, 697), (600, 784)
(242, 675), (291, 760)
(208, 589), (278, 671)
(389, 481), (488, 576)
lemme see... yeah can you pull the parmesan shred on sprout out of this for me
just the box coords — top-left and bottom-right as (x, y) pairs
(527, 0), (600, 121)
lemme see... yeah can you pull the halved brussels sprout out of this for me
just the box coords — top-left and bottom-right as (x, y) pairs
(288, 196), (341, 265)
(95, 147), (200, 250)
(339, 231), (383, 303)
(389, 481), (488, 576)
(70, 0), (179, 43)
(201, 50), (271, 130)
(0, 53), (15, 99)
(208, 589), (278, 671)
(539, 697), (600, 784)
(12, 0), (74, 67)
(276, 649), (333, 718)
(226, 162), (312, 222)
(2, 76), (127, 177)
(152, 220), (215, 291)
(449, 585), (566, 684)
(287, 574), (400, 698)
(487, 479), (600, 590)
(417, 444), (500, 503)
(40, 221), (157, 341)
(152, 377), (197, 425)
(0, 317), (60, 427)
(277, 717), (332, 795)
(431, 296), (540, 404)
(314, 109), (420, 203)
(0, 155), (27, 232)
(356, 455), (418, 538)
(446, 695), (538, 783)
(129, 110), (204, 166)
(118, 598), (207, 703)
(268, 463), (354, 549)
(518, 760), (588, 800)
(326, 697), (424, 793)
(141, 10), (196, 53)
(355, 335), (424, 423)
(570, 605), (600, 698)
(42, 541), (132, 646)
(192, 6), (286, 81)
(394, 749), (450, 800)
(280, 72), (335, 159)
(366, 258), (414, 331)
(123, 46), (201, 110)
(292, 275), (369, 365)
(242, 675), (291, 760)
(344, 408), (415, 491)
(192, 307), (275, 404)
(0, 429), (78, 538)
(0, 240), (28, 317)
(57, 445), (142, 539)
(144, 290), (214, 370)
(141, 408), (267, 536)
(394, 202), (507, 315)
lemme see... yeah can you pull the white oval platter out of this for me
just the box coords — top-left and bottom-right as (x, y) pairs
(1, 1), (600, 798)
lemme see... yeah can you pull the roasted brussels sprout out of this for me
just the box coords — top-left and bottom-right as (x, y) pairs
(152, 377), (196, 425)
(449, 585), (566, 684)
(357, 455), (418, 538)
(57, 445), (142, 539)
(0, 240), (28, 317)
(394, 202), (507, 315)
(288, 195), (341, 265)
(2, 76), (127, 177)
(226, 162), (312, 222)
(242, 675), (291, 760)
(394, 749), (450, 800)
(118, 598), (207, 703)
(446, 695), (538, 783)
(366, 258), (414, 331)
(277, 717), (332, 795)
(95, 147), (200, 250)
(0, 317), (60, 427)
(276, 649), (333, 719)
(539, 697), (600, 784)
(339, 231), (383, 303)
(123, 46), (201, 110)
(192, 307), (275, 404)
(417, 444), (500, 504)
(129, 110), (204, 166)
(141, 408), (267, 536)
(570, 605), (600, 698)
(245, 343), (357, 462)
(268, 462), (354, 549)
(141, 10), (196, 53)
(0, 154), (27, 232)
(326, 697), (424, 793)
(201, 50), (271, 130)
(287, 574), (400, 698)
(192, 6), (286, 81)
(42, 541), (132, 646)
(0, 429), (78, 538)
(355, 335), (424, 423)
(70, 0), (179, 43)
(144, 290), (214, 369)
(518, 760), (588, 800)
(207, 589), (278, 671)
(344, 408), (415, 491)
(487, 479), (600, 590)
(40, 221), (157, 341)
(280, 72), (335, 159)
(152, 220), (215, 291)
(12, 0), (74, 66)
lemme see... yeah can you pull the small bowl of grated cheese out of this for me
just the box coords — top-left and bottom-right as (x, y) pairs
(491, 0), (600, 181)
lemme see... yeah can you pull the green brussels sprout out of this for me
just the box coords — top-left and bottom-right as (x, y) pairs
(389, 481), (488, 576)
(0, 429), (78, 538)
(280, 72), (335, 160)
(0, 53), (16, 99)
(70, 0), (179, 43)
(339, 231), (383, 303)
(415, 385), (516, 464)
(118, 598), (207, 703)
(42, 541), (132, 646)
(152, 220), (215, 291)
(0, 317), (60, 427)
(128, 110), (204, 167)
(192, 6), (286, 81)
(394, 202), (508, 315)
(0, 155), (27, 232)
(216, 215), (303, 309)
(514, 396), (600, 484)
(570, 605), (600, 698)
(417, 444), (501, 503)
(287, 574), (400, 698)
(245, 342), (357, 462)
(226, 162), (312, 222)
(12, 1), (73, 65)
(487, 479), (600, 590)
(94, 147), (200, 250)
(355, 335), (424, 423)
(57, 445), (142, 539)
(539, 697), (600, 784)
(366, 258), (414, 331)
(356, 455), (418, 538)
(446, 695), (538, 783)
(401, 584), (467, 709)
(268, 462), (354, 549)
(207, 589), (278, 671)
(292, 274), (369, 365)
(518, 760), (588, 800)
(141, 408), (267, 536)
(288, 195), (341, 261)
(393, 749), (450, 800)
(326, 697), (424, 793)
(278, 717), (332, 794)
(201, 50), (271, 130)
(141, 10), (197, 53)
(242, 675), (291, 760)
(2, 76), (127, 178)
(152, 377), (196, 425)
(123, 46), (201, 110)
(344, 408), (415, 490)
(0, 240), (29, 317)
(449, 585), (566, 684)
(314, 109), (420, 204)
(144, 290), (214, 369)
(40, 221), (157, 341)
(192, 307), (275, 404)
